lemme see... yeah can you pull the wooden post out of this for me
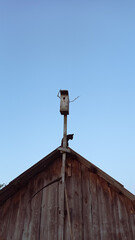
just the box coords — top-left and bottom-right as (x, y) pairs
(59, 115), (67, 240)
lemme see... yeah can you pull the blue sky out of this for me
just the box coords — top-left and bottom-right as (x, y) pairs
(0, 1), (135, 193)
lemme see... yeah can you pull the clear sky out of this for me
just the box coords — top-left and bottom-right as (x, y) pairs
(0, 0), (135, 194)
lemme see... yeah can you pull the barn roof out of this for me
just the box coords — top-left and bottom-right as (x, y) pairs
(0, 147), (135, 206)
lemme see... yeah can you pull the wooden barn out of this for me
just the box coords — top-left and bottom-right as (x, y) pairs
(0, 147), (135, 240)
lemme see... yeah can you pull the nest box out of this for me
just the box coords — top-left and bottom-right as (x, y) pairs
(60, 90), (69, 115)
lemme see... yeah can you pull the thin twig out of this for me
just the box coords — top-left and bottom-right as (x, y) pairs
(70, 96), (80, 103)
(57, 90), (61, 98)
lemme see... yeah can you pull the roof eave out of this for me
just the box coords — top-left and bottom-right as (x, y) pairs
(69, 148), (135, 201)
(0, 147), (60, 206)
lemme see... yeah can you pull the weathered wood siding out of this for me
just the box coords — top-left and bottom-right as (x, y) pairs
(0, 157), (62, 240)
(0, 155), (135, 240)
(65, 157), (135, 240)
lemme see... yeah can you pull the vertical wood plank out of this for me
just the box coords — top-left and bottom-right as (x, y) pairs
(23, 190), (43, 240)
(127, 198), (135, 239)
(123, 197), (133, 240)
(0, 198), (13, 240)
(130, 212), (135, 238)
(40, 181), (59, 240)
(89, 172), (100, 239)
(22, 172), (45, 240)
(112, 191), (122, 239)
(96, 177), (114, 240)
(106, 186), (116, 240)
(117, 194), (131, 239)
(81, 165), (93, 239)
(9, 191), (24, 239)
(65, 158), (83, 240)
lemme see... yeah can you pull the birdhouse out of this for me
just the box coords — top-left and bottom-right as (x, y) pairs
(60, 90), (69, 115)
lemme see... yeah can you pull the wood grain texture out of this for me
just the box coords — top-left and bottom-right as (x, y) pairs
(65, 158), (83, 240)
(0, 157), (62, 240)
(81, 165), (93, 239)
(89, 172), (100, 239)
(0, 155), (135, 239)
(40, 181), (59, 240)
(22, 172), (45, 240)
(0, 198), (13, 239)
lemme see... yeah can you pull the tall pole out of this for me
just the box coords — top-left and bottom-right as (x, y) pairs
(58, 90), (69, 240)
(61, 115), (67, 180)
(60, 115), (67, 240)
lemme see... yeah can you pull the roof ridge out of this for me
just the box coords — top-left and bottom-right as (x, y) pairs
(0, 146), (134, 206)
